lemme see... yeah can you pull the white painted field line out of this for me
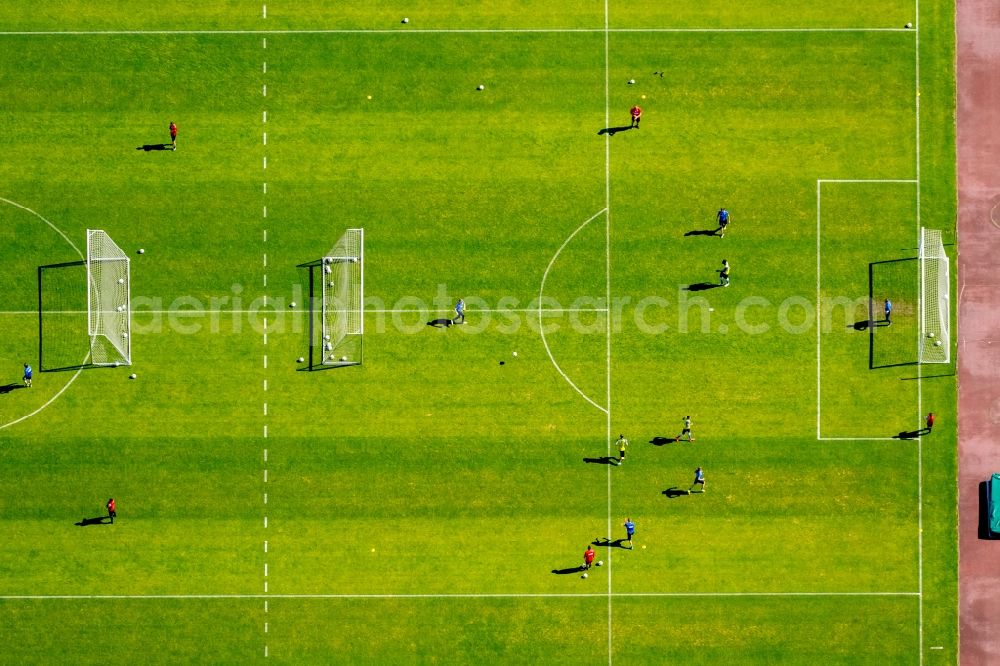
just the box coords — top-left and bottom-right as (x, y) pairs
(815, 179), (919, 441)
(0, 27), (915, 36)
(914, 2), (924, 660)
(0, 308), (610, 316)
(538, 208), (610, 416)
(603, 1), (613, 663)
(0, 591), (919, 600)
(0, 196), (87, 432)
(261, 33), (270, 660)
(817, 437), (899, 441)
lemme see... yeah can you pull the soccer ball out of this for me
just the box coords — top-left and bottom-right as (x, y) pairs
(628, 79), (635, 85)
(328, 282), (335, 287)
(324, 257), (333, 264)
(324, 266), (333, 274)
(137, 248), (145, 255)
(128, 373), (136, 380)
(934, 340), (943, 347)
(296, 357), (304, 363)
(289, 302), (296, 308)
(512, 351), (518, 357)
(324, 334), (331, 341)
(596, 561), (603, 567)
(581, 573), (588, 579)
(402, 17), (409, 23)
(927, 332), (935, 338)
(340, 356), (348, 362)
(117, 278), (125, 284)
(477, 84), (485, 91)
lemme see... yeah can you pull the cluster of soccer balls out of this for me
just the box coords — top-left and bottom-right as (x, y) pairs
(581, 561), (603, 579)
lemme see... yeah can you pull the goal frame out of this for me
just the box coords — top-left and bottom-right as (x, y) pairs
(319, 228), (364, 367)
(918, 227), (950, 364)
(86, 229), (132, 367)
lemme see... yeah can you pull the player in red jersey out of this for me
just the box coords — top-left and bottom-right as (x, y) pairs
(630, 105), (642, 129)
(169, 122), (177, 151)
(106, 497), (116, 524)
(584, 545), (596, 570)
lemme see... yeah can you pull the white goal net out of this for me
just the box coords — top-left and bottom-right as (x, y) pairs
(918, 227), (949, 364)
(86, 229), (131, 366)
(321, 228), (363, 366)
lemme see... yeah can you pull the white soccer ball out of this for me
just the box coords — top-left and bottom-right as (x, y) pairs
(117, 278), (125, 284)
(934, 340), (943, 347)
(402, 17), (409, 23)
(324, 257), (333, 264)
(477, 84), (485, 91)
(512, 351), (518, 357)
(137, 248), (145, 255)
(581, 573), (588, 579)
(340, 356), (348, 362)
(350, 258), (358, 263)
(927, 332), (935, 338)
(324, 334), (331, 341)
(289, 302), (296, 308)
(596, 560), (603, 566)
(628, 79), (635, 85)
(324, 266), (333, 274)
(324, 343), (332, 351)
(296, 357), (304, 363)
(121, 332), (128, 338)
(128, 373), (136, 380)
(116, 305), (125, 312)
(328, 282), (335, 287)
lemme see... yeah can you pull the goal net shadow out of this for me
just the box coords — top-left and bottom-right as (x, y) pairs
(868, 257), (918, 369)
(37, 260), (92, 372)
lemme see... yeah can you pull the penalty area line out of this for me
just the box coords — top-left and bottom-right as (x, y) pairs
(0, 591), (919, 600)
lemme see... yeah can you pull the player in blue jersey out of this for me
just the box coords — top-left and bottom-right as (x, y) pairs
(884, 298), (892, 325)
(689, 467), (705, 493)
(453, 298), (466, 325)
(716, 208), (730, 237)
(623, 518), (635, 549)
(22, 363), (32, 387)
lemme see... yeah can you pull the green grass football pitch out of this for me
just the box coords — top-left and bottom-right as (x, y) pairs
(0, 1), (956, 663)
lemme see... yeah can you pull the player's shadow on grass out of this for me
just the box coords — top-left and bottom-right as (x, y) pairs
(650, 436), (673, 446)
(551, 565), (585, 575)
(75, 516), (111, 527)
(592, 537), (629, 549)
(684, 282), (720, 292)
(583, 456), (617, 465)
(0, 383), (25, 395)
(893, 428), (929, 440)
(427, 318), (453, 328)
(684, 229), (719, 237)
(136, 143), (171, 151)
(597, 125), (633, 136)
(662, 487), (689, 499)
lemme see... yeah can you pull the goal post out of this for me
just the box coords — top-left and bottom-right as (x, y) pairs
(320, 228), (363, 366)
(86, 229), (131, 366)
(918, 227), (950, 364)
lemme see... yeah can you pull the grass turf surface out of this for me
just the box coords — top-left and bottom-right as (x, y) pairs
(0, 1), (956, 663)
